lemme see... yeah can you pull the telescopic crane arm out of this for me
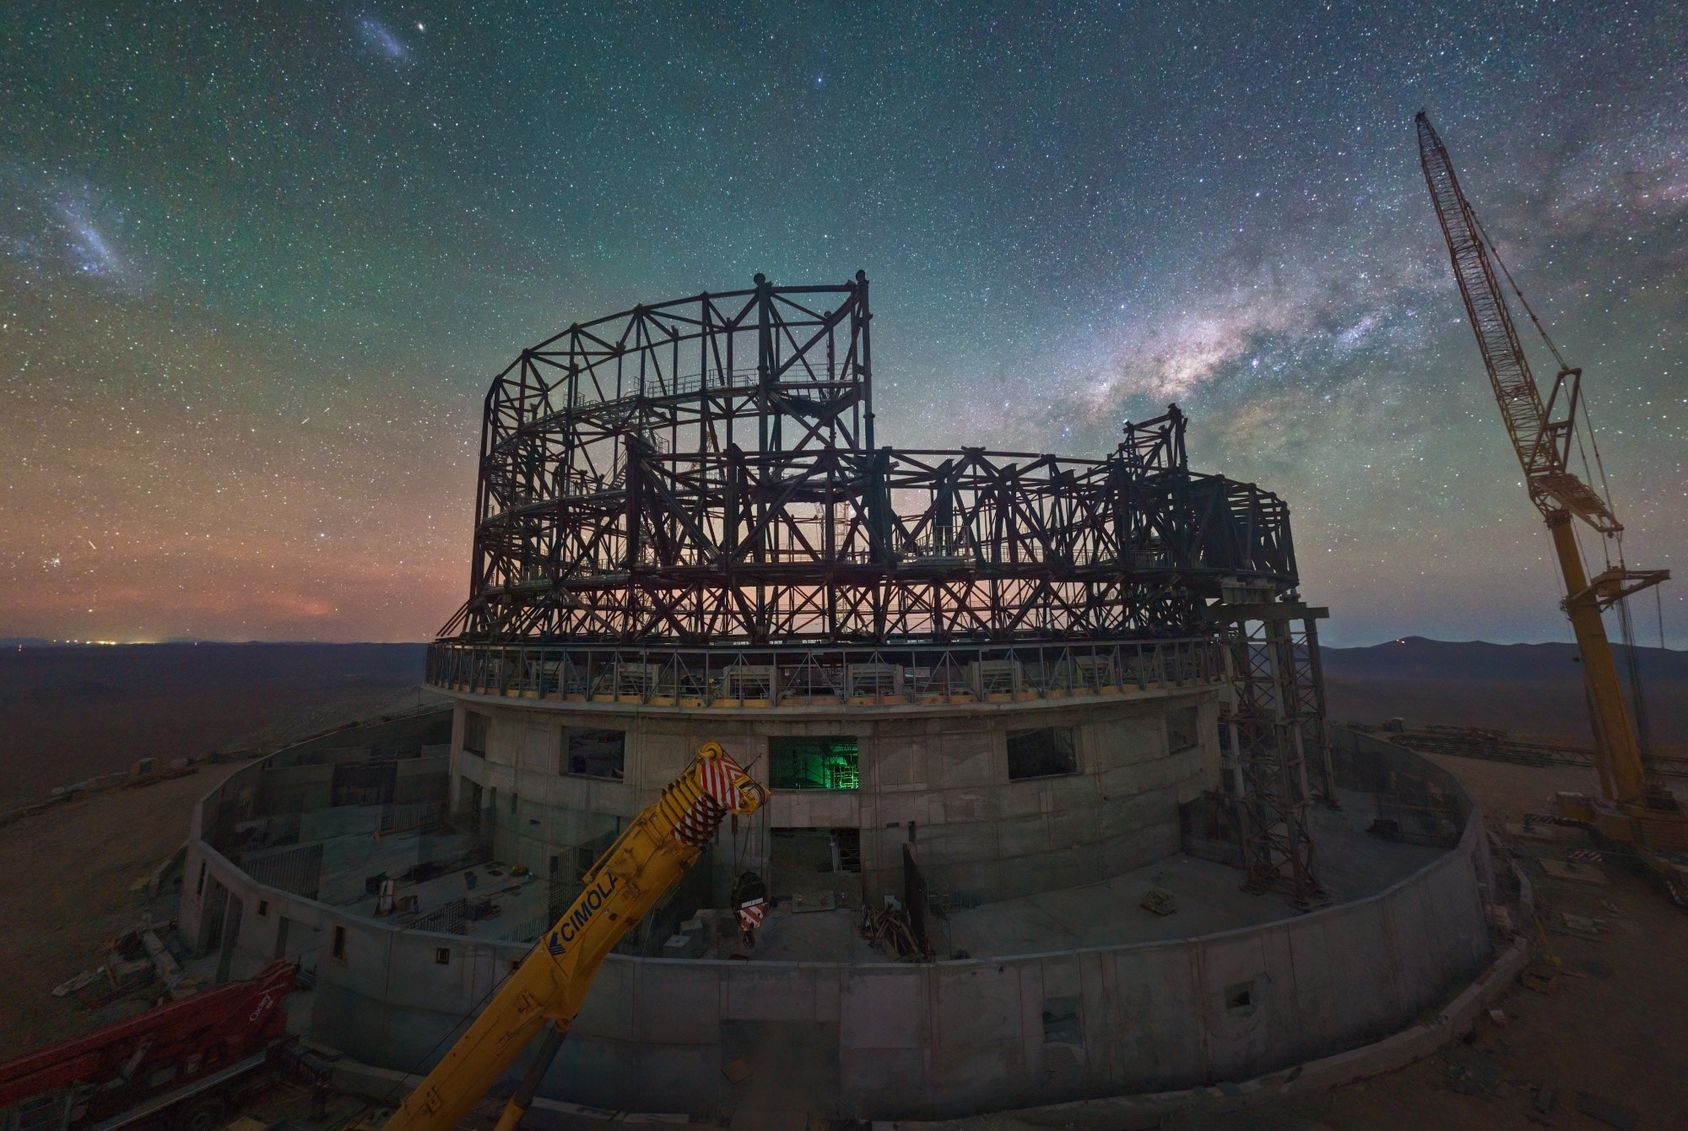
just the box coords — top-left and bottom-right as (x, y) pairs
(379, 742), (767, 1131)
(1415, 111), (1667, 807)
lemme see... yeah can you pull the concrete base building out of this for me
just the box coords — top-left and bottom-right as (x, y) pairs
(180, 706), (1494, 1118)
(448, 667), (1218, 914)
(178, 278), (1501, 1119)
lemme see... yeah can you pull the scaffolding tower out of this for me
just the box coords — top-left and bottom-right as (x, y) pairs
(1210, 581), (1332, 908)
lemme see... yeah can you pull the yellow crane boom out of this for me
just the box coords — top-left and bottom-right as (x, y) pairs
(379, 741), (767, 1131)
(1416, 112), (1682, 857)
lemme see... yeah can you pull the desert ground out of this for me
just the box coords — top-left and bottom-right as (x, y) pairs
(0, 643), (430, 806)
(5, 725), (1683, 1128)
(1190, 751), (1688, 1131)
(0, 762), (244, 1062)
(3, 642), (1685, 1128)
(1321, 636), (1688, 756)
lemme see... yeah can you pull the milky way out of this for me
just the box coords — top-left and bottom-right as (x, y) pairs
(1, 3), (1682, 645)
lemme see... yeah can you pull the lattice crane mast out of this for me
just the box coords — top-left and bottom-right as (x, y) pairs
(1416, 112), (1679, 853)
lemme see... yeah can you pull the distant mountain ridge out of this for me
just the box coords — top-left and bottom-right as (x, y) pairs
(1321, 636), (1686, 753)
(0, 642), (427, 705)
(1324, 635), (1688, 682)
(0, 643), (432, 804)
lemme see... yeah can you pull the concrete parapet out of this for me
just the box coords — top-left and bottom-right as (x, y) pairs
(180, 714), (1499, 1121)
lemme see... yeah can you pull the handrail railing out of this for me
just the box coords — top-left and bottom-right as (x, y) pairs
(425, 636), (1221, 707)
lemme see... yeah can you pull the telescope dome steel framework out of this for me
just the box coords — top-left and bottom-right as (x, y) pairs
(437, 273), (1302, 654)
(427, 274), (1333, 906)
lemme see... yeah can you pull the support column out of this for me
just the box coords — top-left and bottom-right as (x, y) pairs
(1209, 582), (1329, 909)
(1547, 511), (1646, 804)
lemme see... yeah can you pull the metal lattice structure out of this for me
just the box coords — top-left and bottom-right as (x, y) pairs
(1211, 586), (1332, 908)
(430, 274), (1330, 901)
(1417, 114), (1619, 532)
(440, 274), (1302, 652)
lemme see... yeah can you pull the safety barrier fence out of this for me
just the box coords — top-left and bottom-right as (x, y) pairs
(426, 636), (1221, 707)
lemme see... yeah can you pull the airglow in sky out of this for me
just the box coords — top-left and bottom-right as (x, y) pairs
(1, 3), (1683, 646)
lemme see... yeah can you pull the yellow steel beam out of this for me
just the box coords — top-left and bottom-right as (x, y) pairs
(1546, 511), (1646, 806)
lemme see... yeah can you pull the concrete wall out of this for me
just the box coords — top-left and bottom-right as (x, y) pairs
(448, 689), (1220, 906)
(302, 802), (1490, 1118)
(181, 709), (451, 950)
(180, 717), (1494, 1120)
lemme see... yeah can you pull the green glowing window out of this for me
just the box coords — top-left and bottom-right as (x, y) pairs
(769, 736), (860, 791)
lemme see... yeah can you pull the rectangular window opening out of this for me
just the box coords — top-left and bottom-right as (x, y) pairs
(1225, 979), (1258, 1015)
(434, 947), (451, 966)
(1007, 727), (1078, 780)
(563, 728), (626, 780)
(769, 735), (859, 791)
(1168, 705), (1200, 753)
(464, 711), (490, 757)
(331, 925), (347, 961)
(834, 827), (862, 873)
(1042, 996), (1080, 1044)
(257, 899), (269, 917)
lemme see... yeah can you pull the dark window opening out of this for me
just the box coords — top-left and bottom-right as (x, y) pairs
(769, 736), (859, 790)
(1168, 705), (1200, 753)
(331, 761), (397, 806)
(331, 925), (347, 961)
(770, 826), (860, 902)
(834, 827), (862, 873)
(564, 728), (626, 780)
(1225, 980), (1257, 1015)
(257, 899), (269, 917)
(464, 711), (490, 756)
(1043, 996), (1080, 1044)
(1007, 728), (1078, 780)
(434, 947), (451, 966)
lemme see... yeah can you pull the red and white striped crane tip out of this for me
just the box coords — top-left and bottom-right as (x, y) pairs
(676, 743), (766, 847)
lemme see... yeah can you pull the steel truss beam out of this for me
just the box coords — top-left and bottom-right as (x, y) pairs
(437, 277), (1336, 906)
(444, 286), (1302, 651)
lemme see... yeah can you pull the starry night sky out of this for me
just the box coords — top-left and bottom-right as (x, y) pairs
(2, 2), (1683, 646)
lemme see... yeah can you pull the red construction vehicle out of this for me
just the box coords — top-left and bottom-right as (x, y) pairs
(0, 961), (297, 1131)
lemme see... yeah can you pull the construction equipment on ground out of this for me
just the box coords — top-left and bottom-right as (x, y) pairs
(0, 961), (298, 1131)
(1416, 112), (1687, 901)
(859, 903), (932, 960)
(374, 741), (767, 1131)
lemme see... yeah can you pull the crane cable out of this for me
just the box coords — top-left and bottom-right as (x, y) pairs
(1471, 211), (1570, 372)
(1474, 214), (1625, 550)
(1472, 210), (1656, 772)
